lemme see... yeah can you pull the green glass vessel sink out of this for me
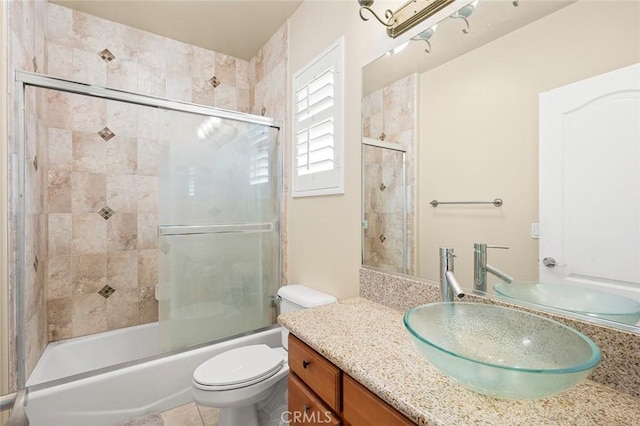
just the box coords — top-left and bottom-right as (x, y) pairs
(494, 281), (640, 325)
(404, 303), (601, 399)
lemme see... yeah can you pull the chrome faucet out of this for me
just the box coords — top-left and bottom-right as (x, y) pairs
(473, 243), (513, 292)
(439, 247), (465, 302)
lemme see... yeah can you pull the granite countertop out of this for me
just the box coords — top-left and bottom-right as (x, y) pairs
(278, 297), (640, 426)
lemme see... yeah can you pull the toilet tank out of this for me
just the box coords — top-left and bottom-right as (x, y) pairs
(277, 285), (337, 349)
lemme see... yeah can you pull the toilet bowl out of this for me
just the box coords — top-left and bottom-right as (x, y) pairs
(191, 285), (337, 426)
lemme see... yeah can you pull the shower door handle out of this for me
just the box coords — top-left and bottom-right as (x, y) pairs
(159, 222), (274, 237)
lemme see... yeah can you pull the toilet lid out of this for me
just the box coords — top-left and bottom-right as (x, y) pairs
(193, 344), (284, 388)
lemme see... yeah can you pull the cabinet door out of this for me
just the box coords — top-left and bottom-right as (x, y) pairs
(343, 375), (415, 426)
(288, 374), (341, 426)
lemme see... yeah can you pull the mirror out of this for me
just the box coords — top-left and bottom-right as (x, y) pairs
(361, 0), (640, 331)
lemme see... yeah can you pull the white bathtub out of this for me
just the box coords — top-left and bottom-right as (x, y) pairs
(27, 322), (161, 386)
(25, 326), (281, 426)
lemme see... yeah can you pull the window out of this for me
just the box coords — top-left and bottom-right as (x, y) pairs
(292, 37), (344, 197)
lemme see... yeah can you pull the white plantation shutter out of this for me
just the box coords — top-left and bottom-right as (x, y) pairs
(292, 38), (344, 197)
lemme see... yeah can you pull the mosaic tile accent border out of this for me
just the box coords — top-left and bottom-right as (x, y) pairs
(98, 284), (116, 299)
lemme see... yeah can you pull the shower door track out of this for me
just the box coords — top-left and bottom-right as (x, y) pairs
(13, 70), (283, 389)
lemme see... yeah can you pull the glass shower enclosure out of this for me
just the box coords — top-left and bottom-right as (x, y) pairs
(12, 71), (281, 387)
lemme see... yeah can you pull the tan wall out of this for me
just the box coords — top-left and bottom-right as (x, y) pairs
(286, 1), (400, 300)
(418, 1), (640, 287)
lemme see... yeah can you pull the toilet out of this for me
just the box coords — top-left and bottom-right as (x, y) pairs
(191, 285), (337, 426)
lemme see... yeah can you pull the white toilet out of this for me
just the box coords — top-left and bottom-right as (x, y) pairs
(191, 285), (337, 426)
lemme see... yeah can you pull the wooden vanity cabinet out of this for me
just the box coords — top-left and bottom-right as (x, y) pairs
(288, 334), (415, 426)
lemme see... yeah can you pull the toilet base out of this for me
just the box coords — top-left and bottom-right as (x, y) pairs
(218, 405), (259, 426)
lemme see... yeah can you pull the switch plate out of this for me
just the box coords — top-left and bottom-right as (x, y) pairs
(531, 223), (540, 239)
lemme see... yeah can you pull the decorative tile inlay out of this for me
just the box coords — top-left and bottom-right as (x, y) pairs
(33, 156), (38, 171)
(33, 256), (39, 272)
(32, 56), (38, 73)
(379, 132), (386, 141)
(99, 48), (115, 63)
(379, 234), (387, 243)
(208, 76), (221, 88)
(98, 206), (115, 220)
(261, 106), (267, 116)
(98, 127), (116, 141)
(379, 183), (386, 192)
(98, 284), (116, 299)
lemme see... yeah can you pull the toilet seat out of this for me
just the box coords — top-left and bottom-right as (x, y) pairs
(193, 345), (284, 391)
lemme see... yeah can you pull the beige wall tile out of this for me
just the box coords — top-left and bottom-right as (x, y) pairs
(137, 31), (166, 69)
(48, 127), (73, 172)
(138, 286), (158, 324)
(107, 288), (140, 329)
(72, 253), (107, 295)
(72, 213), (107, 254)
(106, 174), (137, 213)
(136, 138), (159, 176)
(107, 59), (138, 92)
(71, 94), (106, 133)
(137, 213), (159, 250)
(136, 176), (158, 213)
(72, 131), (107, 173)
(191, 45), (216, 80)
(138, 249), (158, 288)
(47, 255), (73, 299)
(71, 171), (106, 212)
(137, 64), (166, 97)
(49, 213), (73, 256)
(71, 47), (108, 86)
(47, 170), (72, 212)
(107, 98), (139, 138)
(215, 53), (236, 86)
(107, 250), (138, 290)
(191, 78), (215, 106)
(45, 90), (72, 130)
(213, 84), (237, 111)
(166, 75), (192, 103)
(107, 212), (137, 251)
(72, 293), (107, 336)
(47, 298), (73, 341)
(106, 137), (137, 175)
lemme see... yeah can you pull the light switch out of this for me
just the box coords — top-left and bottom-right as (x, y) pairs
(531, 223), (540, 239)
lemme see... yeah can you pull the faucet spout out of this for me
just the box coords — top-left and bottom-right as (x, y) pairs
(486, 264), (513, 284)
(439, 247), (466, 302)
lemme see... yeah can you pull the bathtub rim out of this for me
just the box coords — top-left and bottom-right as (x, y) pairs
(25, 324), (280, 393)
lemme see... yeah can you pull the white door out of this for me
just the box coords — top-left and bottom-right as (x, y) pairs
(539, 63), (640, 299)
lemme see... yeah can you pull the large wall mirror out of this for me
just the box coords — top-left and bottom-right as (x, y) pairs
(361, 0), (640, 332)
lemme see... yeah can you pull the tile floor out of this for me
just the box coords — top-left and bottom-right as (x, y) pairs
(120, 403), (219, 426)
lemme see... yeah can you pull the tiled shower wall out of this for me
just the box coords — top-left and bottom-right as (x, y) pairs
(42, 3), (288, 342)
(7, 0), (48, 389)
(361, 74), (417, 275)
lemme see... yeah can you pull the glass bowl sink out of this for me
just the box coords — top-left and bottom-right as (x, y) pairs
(404, 303), (601, 399)
(494, 281), (640, 325)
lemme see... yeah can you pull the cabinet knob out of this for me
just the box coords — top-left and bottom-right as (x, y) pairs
(302, 360), (310, 369)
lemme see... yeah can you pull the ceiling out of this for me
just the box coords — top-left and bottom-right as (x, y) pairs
(51, 0), (304, 60)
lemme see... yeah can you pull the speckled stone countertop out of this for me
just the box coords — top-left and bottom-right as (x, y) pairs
(278, 298), (640, 426)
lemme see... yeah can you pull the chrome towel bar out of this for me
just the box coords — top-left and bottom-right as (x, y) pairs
(430, 198), (503, 207)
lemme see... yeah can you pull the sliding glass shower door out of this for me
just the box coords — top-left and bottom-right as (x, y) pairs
(157, 110), (280, 351)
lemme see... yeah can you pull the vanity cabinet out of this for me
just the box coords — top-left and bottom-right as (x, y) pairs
(288, 334), (415, 426)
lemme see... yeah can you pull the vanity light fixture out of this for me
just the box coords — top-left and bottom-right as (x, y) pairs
(386, 41), (410, 55)
(358, 0), (455, 38)
(412, 24), (438, 53)
(449, 0), (478, 34)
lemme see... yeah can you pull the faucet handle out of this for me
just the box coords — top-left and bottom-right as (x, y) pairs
(486, 245), (509, 250)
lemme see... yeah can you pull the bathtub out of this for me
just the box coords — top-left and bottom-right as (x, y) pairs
(25, 326), (281, 426)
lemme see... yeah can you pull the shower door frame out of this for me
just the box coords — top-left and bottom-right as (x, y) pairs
(13, 70), (282, 388)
